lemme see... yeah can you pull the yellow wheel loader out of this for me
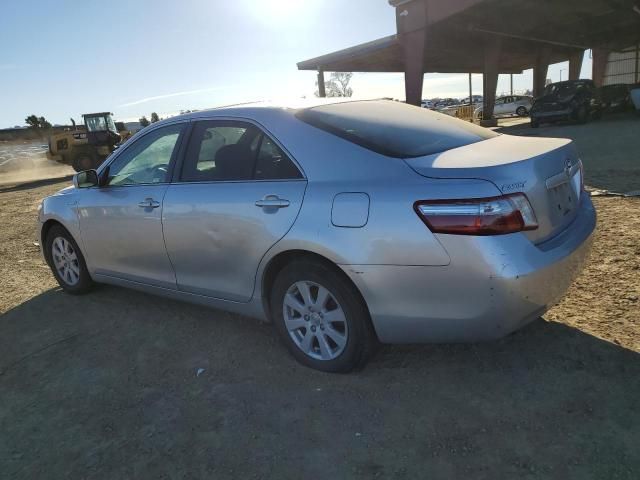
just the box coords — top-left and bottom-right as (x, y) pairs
(47, 112), (122, 172)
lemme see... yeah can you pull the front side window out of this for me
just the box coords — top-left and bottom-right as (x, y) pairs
(107, 123), (184, 186)
(180, 120), (302, 182)
(106, 116), (118, 134)
(85, 116), (107, 132)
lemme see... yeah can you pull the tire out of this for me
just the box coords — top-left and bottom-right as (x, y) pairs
(72, 151), (97, 172)
(270, 259), (377, 373)
(575, 104), (589, 124)
(45, 225), (93, 295)
(516, 106), (528, 117)
(530, 118), (540, 128)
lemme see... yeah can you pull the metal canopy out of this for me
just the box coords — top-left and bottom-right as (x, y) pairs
(297, 0), (640, 75)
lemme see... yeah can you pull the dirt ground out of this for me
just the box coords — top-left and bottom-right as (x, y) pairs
(1, 115), (639, 478)
(0, 140), (74, 186)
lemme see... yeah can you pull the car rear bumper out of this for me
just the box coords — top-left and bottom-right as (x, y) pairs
(341, 193), (596, 343)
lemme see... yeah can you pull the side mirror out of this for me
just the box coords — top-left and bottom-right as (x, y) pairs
(72, 169), (99, 189)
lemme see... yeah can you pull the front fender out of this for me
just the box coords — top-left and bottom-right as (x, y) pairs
(38, 188), (82, 257)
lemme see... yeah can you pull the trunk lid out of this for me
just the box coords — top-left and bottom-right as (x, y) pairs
(404, 134), (583, 243)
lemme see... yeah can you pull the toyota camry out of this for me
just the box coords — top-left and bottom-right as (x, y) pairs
(37, 99), (596, 372)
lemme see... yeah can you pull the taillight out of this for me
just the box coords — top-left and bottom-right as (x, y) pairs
(414, 193), (538, 235)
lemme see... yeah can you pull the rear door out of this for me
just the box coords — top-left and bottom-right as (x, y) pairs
(162, 119), (307, 302)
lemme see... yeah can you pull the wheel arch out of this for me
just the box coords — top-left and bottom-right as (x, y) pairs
(40, 219), (81, 266)
(260, 249), (373, 333)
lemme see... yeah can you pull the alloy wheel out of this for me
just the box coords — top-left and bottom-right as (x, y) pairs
(51, 236), (80, 286)
(283, 281), (348, 361)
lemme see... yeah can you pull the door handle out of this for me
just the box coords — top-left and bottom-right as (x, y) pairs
(255, 195), (290, 209)
(138, 198), (160, 208)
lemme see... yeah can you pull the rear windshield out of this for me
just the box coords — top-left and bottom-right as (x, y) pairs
(295, 100), (498, 158)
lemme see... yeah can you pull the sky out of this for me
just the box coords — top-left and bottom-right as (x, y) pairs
(0, 0), (593, 128)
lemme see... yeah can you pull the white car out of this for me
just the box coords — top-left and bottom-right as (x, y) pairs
(475, 95), (533, 119)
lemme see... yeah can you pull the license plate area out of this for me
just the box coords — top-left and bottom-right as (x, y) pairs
(550, 178), (578, 218)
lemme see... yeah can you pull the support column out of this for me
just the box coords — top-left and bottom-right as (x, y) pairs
(402, 28), (427, 106)
(317, 70), (326, 98)
(592, 48), (609, 87)
(533, 47), (552, 97)
(635, 43), (640, 83)
(568, 50), (584, 80)
(481, 37), (501, 127)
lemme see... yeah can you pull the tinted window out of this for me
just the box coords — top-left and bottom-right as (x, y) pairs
(181, 121), (259, 182)
(180, 121), (302, 182)
(254, 135), (302, 180)
(107, 123), (184, 186)
(296, 100), (498, 158)
(544, 81), (593, 97)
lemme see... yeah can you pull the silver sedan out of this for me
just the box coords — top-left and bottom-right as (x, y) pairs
(37, 100), (595, 372)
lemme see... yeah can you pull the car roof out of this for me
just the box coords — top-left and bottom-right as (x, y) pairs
(157, 98), (402, 124)
(548, 79), (594, 86)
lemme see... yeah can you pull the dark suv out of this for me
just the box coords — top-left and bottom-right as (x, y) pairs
(530, 80), (602, 128)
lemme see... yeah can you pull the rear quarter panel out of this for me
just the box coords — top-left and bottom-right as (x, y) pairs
(252, 111), (503, 270)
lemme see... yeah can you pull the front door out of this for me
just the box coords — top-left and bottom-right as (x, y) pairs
(78, 122), (187, 289)
(162, 120), (307, 302)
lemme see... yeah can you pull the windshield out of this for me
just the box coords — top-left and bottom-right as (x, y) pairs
(296, 100), (498, 158)
(85, 115), (117, 134)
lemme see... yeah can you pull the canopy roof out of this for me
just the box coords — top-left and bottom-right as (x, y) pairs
(298, 0), (640, 74)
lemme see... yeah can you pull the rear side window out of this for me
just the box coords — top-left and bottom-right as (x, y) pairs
(295, 100), (498, 158)
(180, 120), (302, 182)
(254, 135), (302, 180)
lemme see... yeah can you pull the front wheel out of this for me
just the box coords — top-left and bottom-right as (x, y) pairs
(270, 260), (377, 372)
(516, 106), (528, 117)
(45, 225), (94, 294)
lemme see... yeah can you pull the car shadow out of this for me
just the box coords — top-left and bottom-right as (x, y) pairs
(0, 174), (73, 194)
(1, 286), (639, 478)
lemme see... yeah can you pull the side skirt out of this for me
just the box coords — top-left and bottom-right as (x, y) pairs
(93, 273), (268, 321)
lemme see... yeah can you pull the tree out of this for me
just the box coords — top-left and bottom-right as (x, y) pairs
(150, 112), (160, 123)
(25, 114), (52, 129)
(139, 116), (150, 127)
(315, 72), (354, 98)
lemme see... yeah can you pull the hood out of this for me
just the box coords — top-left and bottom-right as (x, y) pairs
(54, 185), (75, 196)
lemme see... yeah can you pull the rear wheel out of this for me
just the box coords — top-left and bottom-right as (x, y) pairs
(45, 225), (93, 294)
(516, 106), (528, 117)
(72, 151), (97, 172)
(270, 259), (377, 372)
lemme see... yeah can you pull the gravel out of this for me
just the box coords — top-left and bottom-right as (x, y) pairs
(0, 177), (638, 479)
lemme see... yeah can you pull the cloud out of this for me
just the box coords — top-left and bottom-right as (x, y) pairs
(118, 86), (230, 108)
